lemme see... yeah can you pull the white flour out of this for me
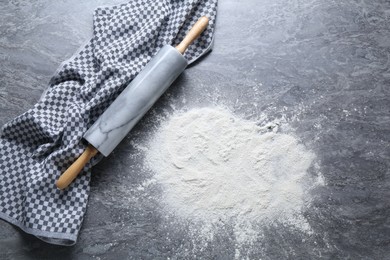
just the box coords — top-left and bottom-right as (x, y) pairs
(144, 107), (322, 247)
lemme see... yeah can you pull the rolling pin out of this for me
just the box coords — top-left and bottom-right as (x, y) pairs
(56, 16), (209, 190)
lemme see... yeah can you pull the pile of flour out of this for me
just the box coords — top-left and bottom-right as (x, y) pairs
(145, 107), (322, 244)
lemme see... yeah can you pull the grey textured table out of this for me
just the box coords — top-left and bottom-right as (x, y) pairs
(1, 0), (389, 259)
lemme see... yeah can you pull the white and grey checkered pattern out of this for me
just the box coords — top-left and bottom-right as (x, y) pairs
(0, 0), (217, 245)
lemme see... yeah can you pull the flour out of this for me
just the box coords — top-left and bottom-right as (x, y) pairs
(144, 107), (322, 247)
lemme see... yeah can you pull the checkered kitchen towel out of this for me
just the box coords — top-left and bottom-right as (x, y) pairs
(0, 0), (217, 245)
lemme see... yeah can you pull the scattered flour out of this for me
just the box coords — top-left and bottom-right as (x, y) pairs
(144, 107), (322, 247)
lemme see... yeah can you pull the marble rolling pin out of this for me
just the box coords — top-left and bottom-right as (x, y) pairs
(56, 16), (209, 190)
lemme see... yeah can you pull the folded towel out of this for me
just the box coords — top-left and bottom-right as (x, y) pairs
(0, 0), (217, 245)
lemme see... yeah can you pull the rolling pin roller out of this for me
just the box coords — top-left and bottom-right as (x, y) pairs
(56, 16), (209, 190)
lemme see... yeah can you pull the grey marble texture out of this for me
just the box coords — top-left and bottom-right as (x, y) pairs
(85, 45), (187, 156)
(1, 0), (390, 259)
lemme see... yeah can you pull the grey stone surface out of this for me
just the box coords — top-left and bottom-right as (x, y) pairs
(1, 0), (389, 259)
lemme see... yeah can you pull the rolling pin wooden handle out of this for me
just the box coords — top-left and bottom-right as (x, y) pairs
(175, 16), (209, 54)
(55, 145), (98, 190)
